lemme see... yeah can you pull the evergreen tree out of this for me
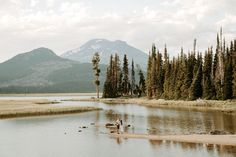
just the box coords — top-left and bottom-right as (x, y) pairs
(138, 69), (146, 96)
(214, 30), (225, 100)
(233, 40), (236, 98)
(169, 58), (178, 99)
(203, 48), (215, 99)
(103, 67), (112, 98)
(223, 47), (233, 99)
(175, 48), (185, 99)
(163, 45), (171, 99)
(182, 40), (196, 99)
(118, 72), (123, 96)
(156, 52), (164, 98)
(146, 52), (152, 98)
(102, 55), (117, 98)
(92, 52), (101, 98)
(131, 59), (136, 96)
(122, 54), (130, 95)
(113, 54), (121, 95)
(189, 53), (203, 100)
(150, 45), (158, 98)
(180, 53), (190, 99)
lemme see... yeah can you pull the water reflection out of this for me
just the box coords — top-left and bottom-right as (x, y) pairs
(145, 107), (236, 135)
(0, 96), (235, 157)
(148, 140), (236, 157)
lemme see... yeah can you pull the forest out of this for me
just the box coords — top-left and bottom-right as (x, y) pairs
(101, 29), (236, 100)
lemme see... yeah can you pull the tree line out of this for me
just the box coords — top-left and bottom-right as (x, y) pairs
(102, 54), (146, 98)
(93, 29), (236, 100)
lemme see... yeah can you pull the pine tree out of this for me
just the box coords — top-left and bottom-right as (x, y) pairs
(223, 47), (233, 99)
(169, 58), (178, 99)
(113, 54), (121, 96)
(103, 67), (111, 98)
(102, 55), (116, 98)
(131, 59), (136, 96)
(214, 29), (225, 100)
(180, 53), (191, 99)
(189, 53), (203, 100)
(150, 45), (158, 98)
(203, 48), (215, 99)
(182, 40), (196, 99)
(118, 72), (123, 96)
(92, 52), (101, 98)
(122, 54), (130, 95)
(233, 40), (236, 98)
(163, 45), (171, 99)
(138, 69), (146, 96)
(175, 48), (185, 99)
(146, 52), (152, 98)
(156, 52), (164, 98)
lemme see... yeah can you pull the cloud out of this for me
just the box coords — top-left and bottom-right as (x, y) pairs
(30, 0), (39, 7)
(46, 0), (55, 7)
(0, 0), (235, 62)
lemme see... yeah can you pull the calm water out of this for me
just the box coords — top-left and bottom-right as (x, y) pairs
(0, 96), (235, 157)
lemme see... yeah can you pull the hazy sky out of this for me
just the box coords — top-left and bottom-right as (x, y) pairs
(0, 0), (235, 62)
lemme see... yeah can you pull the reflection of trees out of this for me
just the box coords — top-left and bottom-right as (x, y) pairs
(178, 142), (198, 150)
(146, 108), (236, 135)
(148, 139), (162, 146)
(217, 145), (236, 156)
(94, 110), (101, 135)
(147, 114), (160, 135)
(202, 111), (236, 134)
(116, 137), (122, 145)
(222, 114), (236, 133)
(146, 108), (202, 135)
(104, 110), (121, 121)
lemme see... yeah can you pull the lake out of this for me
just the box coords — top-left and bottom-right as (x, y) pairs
(0, 96), (235, 157)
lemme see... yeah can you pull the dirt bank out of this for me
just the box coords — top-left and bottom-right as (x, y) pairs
(111, 133), (236, 146)
(0, 99), (101, 119)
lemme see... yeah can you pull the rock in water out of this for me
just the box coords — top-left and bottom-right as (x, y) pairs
(105, 123), (115, 128)
(209, 130), (227, 135)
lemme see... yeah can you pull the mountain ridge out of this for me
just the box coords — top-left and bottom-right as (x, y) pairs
(61, 39), (148, 69)
(0, 48), (106, 93)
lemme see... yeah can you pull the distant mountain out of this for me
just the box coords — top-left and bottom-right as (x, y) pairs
(61, 39), (148, 69)
(0, 48), (106, 93)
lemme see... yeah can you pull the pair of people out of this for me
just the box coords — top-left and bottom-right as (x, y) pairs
(116, 118), (124, 134)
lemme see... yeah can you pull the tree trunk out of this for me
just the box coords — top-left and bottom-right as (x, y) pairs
(97, 85), (99, 98)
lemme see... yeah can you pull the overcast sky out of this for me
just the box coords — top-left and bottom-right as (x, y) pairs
(0, 0), (235, 62)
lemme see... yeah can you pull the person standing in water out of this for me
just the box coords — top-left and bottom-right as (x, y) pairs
(120, 119), (124, 134)
(116, 118), (120, 134)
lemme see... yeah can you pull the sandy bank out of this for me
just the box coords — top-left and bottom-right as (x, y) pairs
(0, 99), (101, 119)
(73, 98), (236, 112)
(111, 133), (236, 146)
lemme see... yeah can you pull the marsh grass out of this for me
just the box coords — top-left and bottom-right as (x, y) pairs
(72, 97), (236, 112)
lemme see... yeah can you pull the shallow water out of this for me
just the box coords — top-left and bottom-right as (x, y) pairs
(0, 96), (235, 157)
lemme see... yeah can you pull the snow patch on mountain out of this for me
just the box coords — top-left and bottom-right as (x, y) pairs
(61, 39), (148, 69)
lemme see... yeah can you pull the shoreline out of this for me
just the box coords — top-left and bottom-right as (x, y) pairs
(0, 99), (101, 119)
(111, 133), (236, 146)
(71, 97), (236, 113)
(0, 93), (98, 97)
